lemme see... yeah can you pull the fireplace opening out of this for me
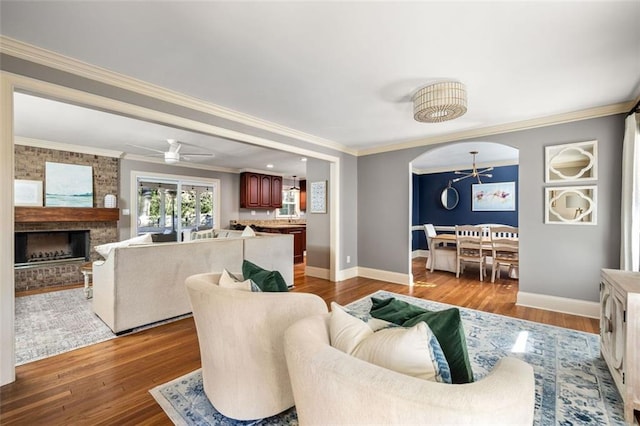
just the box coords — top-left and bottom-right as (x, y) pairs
(15, 230), (90, 268)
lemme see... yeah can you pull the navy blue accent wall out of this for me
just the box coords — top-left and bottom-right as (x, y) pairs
(412, 164), (518, 250)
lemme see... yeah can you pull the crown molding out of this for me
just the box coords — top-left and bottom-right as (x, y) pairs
(14, 136), (240, 173)
(2, 36), (633, 160)
(359, 101), (634, 157)
(412, 158), (519, 175)
(14, 136), (123, 158)
(123, 153), (240, 174)
(0, 36), (356, 157)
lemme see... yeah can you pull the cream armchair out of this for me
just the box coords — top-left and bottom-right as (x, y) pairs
(185, 272), (328, 421)
(284, 313), (535, 425)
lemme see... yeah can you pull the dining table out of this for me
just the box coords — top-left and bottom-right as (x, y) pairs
(429, 233), (518, 274)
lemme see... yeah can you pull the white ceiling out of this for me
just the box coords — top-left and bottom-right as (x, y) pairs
(2, 1), (639, 172)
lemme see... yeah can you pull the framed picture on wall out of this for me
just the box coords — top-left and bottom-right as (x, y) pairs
(471, 182), (516, 211)
(14, 179), (43, 206)
(45, 162), (93, 207)
(309, 181), (327, 214)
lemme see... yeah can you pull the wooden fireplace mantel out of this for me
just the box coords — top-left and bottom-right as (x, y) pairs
(15, 207), (120, 223)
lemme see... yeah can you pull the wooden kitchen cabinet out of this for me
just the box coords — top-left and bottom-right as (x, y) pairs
(240, 172), (283, 209)
(299, 179), (307, 211)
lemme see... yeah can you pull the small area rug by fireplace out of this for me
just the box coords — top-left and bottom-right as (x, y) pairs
(15, 287), (115, 365)
(15, 287), (191, 365)
(150, 290), (625, 426)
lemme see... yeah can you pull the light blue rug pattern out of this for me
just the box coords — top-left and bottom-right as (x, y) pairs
(151, 290), (625, 425)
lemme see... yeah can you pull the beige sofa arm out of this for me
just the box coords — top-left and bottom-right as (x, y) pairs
(284, 314), (535, 425)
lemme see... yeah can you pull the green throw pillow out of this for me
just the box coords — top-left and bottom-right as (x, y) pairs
(241, 260), (289, 292)
(370, 297), (473, 384)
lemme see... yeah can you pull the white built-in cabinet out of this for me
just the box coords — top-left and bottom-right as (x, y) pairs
(600, 268), (640, 423)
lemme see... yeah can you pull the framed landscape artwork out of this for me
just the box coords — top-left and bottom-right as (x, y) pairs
(45, 162), (93, 207)
(471, 182), (516, 211)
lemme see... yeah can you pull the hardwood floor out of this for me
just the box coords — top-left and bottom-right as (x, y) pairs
(1, 258), (600, 425)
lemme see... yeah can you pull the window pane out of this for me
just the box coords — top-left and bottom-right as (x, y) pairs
(137, 181), (178, 240)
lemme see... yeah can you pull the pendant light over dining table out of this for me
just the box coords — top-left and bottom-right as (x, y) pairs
(413, 81), (467, 123)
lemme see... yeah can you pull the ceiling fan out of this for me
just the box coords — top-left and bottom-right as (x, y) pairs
(129, 139), (215, 164)
(452, 151), (493, 183)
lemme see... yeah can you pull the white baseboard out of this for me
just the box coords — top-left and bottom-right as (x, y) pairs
(517, 291), (600, 319)
(305, 266), (330, 280)
(357, 267), (412, 286)
(336, 267), (359, 281)
(412, 250), (428, 259)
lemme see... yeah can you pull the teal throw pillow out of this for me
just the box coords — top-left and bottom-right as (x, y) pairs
(370, 297), (473, 384)
(241, 260), (288, 292)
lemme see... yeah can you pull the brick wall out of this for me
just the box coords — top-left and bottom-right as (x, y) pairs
(14, 145), (119, 292)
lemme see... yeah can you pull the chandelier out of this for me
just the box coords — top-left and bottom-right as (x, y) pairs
(452, 151), (493, 183)
(413, 81), (467, 123)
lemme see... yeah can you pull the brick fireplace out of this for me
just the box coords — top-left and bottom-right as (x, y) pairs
(15, 230), (90, 266)
(14, 144), (119, 292)
(14, 221), (117, 292)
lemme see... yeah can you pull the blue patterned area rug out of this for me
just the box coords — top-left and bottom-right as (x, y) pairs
(150, 290), (625, 426)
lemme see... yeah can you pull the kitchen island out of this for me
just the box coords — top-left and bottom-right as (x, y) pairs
(232, 221), (306, 264)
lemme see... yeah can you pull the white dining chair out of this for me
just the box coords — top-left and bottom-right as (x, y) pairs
(455, 225), (486, 281)
(489, 226), (519, 283)
(424, 224), (456, 273)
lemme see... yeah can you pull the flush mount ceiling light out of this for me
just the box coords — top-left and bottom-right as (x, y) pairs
(413, 81), (467, 123)
(452, 151), (493, 184)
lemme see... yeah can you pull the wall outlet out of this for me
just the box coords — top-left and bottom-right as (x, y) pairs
(251, 210), (256, 216)
(266, 210), (271, 215)
(346, 255), (351, 264)
(122, 209), (130, 216)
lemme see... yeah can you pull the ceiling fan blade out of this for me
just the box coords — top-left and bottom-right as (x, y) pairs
(127, 144), (165, 154)
(181, 153), (215, 157)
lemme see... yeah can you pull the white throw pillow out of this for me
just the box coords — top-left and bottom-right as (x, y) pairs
(329, 302), (373, 354)
(352, 322), (438, 381)
(329, 302), (445, 382)
(219, 269), (252, 291)
(94, 233), (153, 259)
(241, 226), (256, 237)
(218, 269), (262, 292)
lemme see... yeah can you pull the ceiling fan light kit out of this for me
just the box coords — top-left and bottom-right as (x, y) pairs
(413, 81), (467, 123)
(452, 150), (494, 184)
(130, 139), (215, 164)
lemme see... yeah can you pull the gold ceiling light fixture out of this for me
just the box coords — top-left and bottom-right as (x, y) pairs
(452, 151), (493, 184)
(413, 81), (467, 123)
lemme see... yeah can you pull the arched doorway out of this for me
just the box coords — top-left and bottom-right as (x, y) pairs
(410, 141), (519, 282)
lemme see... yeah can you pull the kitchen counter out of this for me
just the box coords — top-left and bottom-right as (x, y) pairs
(250, 224), (306, 264)
(256, 224), (306, 230)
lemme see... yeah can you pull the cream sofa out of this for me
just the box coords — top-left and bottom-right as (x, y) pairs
(92, 232), (293, 333)
(284, 313), (536, 425)
(185, 272), (328, 420)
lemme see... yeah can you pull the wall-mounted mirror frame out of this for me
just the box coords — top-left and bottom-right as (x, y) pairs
(545, 140), (597, 183)
(544, 186), (597, 225)
(441, 181), (459, 210)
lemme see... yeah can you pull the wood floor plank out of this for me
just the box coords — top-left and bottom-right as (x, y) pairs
(1, 258), (605, 424)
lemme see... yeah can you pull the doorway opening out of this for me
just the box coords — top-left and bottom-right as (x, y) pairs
(409, 141), (520, 283)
